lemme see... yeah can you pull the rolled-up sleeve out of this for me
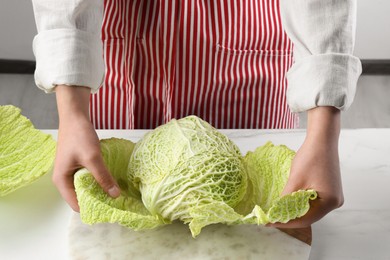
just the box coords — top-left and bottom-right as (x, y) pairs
(280, 0), (362, 112)
(32, 0), (104, 93)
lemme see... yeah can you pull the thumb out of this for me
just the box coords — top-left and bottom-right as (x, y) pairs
(280, 155), (311, 197)
(86, 156), (121, 198)
(280, 170), (305, 197)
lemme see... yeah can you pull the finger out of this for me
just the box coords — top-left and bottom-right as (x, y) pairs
(52, 167), (80, 212)
(86, 156), (121, 198)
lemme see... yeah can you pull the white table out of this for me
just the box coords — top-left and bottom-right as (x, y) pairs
(1, 129), (389, 259)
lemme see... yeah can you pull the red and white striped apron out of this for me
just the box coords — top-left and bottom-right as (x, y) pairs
(90, 0), (298, 129)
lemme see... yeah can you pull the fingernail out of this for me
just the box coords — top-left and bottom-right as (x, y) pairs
(108, 186), (121, 198)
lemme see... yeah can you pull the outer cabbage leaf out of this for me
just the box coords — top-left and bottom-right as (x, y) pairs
(240, 142), (317, 224)
(236, 142), (299, 214)
(74, 138), (167, 230)
(188, 190), (316, 237)
(187, 142), (317, 237)
(0, 105), (56, 196)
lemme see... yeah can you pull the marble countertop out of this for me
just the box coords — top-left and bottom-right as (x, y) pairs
(1, 129), (389, 259)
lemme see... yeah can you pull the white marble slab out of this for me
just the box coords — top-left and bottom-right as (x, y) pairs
(68, 214), (310, 260)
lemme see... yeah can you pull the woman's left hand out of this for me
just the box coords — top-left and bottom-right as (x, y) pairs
(267, 107), (344, 228)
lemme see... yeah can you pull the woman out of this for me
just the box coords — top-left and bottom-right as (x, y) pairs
(32, 0), (362, 228)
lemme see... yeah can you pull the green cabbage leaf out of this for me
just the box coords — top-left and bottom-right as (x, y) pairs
(75, 116), (316, 237)
(74, 138), (168, 230)
(0, 105), (56, 196)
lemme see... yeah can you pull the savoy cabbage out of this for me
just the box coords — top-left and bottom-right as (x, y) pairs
(74, 116), (316, 237)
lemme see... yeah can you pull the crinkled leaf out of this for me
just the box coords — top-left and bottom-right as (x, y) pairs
(238, 142), (317, 224)
(188, 201), (243, 237)
(186, 142), (317, 237)
(235, 142), (296, 214)
(187, 190), (316, 237)
(0, 105), (56, 196)
(74, 138), (167, 230)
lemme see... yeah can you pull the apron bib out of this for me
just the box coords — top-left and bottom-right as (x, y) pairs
(90, 0), (297, 129)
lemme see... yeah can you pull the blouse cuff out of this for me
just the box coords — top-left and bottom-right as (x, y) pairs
(33, 28), (104, 93)
(287, 53), (362, 113)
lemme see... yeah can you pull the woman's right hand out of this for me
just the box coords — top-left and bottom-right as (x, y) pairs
(54, 85), (120, 212)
